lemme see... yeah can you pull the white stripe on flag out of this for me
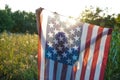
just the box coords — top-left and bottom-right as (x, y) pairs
(66, 66), (72, 80)
(75, 23), (89, 80)
(56, 63), (63, 80)
(40, 11), (48, 80)
(49, 60), (54, 80)
(94, 28), (109, 80)
(84, 25), (99, 80)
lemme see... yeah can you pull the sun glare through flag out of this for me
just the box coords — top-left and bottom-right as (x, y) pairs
(36, 8), (112, 80)
(45, 12), (83, 65)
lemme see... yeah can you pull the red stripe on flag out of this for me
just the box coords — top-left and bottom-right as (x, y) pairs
(80, 24), (94, 80)
(70, 66), (77, 80)
(61, 64), (68, 80)
(38, 38), (41, 80)
(38, 13), (43, 80)
(89, 27), (103, 80)
(53, 62), (58, 80)
(99, 29), (112, 80)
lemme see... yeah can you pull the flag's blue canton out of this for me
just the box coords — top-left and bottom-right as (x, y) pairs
(45, 13), (82, 65)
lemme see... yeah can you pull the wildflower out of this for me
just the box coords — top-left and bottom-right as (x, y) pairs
(35, 55), (38, 58)
(26, 41), (29, 44)
(1, 38), (5, 41)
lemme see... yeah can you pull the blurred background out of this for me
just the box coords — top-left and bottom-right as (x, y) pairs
(0, 0), (120, 80)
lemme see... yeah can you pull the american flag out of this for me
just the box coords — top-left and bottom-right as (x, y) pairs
(37, 9), (112, 80)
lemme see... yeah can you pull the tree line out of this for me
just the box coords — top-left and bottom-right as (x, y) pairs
(0, 5), (120, 34)
(79, 7), (120, 31)
(0, 5), (37, 34)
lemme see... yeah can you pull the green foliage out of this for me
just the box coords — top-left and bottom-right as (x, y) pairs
(115, 14), (120, 30)
(0, 5), (120, 33)
(79, 7), (117, 28)
(0, 32), (38, 80)
(0, 5), (37, 34)
(11, 11), (37, 33)
(105, 30), (120, 80)
(0, 5), (14, 32)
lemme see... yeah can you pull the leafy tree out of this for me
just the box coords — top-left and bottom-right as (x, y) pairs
(0, 5), (37, 33)
(11, 11), (37, 33)
(0, 5), (14, 32)
(79, 7), (116, 28)
(115, 14), (120, 31)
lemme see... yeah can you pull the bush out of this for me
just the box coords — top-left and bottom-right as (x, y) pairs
(0, 32), (38, 80)
(105, 30), (120, 80)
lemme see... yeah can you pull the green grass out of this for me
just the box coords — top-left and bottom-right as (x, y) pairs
(105, 30), (120, 80)
(0, 32), (38, 80)
(0, 31), (120, 80)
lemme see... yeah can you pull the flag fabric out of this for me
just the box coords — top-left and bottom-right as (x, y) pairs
(37, 9), (112, 80)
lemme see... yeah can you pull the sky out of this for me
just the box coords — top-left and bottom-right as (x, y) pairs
(0, 0), (120, 17)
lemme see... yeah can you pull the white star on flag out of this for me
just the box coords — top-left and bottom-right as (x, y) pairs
(47, 52), (52, 57)
(52, 49), (57, 54)
(63, 42), (68, 48)
(72, 55), (77, 60)
(62, 52), (67, 58)
(74, 35), (79, 41)
(59, 35), (64, 41)
(57, 56), (61, 60)
(76, 27), (81, 32)
(69, 39), (74, 44)
(48, 42), (53, 47)
(68, 48), (72, 53)
(54, 28), (59, 34)
(70, 30), (75, 35)
(58, 46), (63, 51)
(64, 32), (69, 38)
(48, 32), (53, 38)
(53, 39), (58, 44)
(49, 23), (54, 28)
(73, 45), (78, 50)
(67, 59), (71, 63)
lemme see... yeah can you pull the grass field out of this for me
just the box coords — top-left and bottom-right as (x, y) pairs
(0, 32), (38, 80)
(0, 31), (120, 80)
